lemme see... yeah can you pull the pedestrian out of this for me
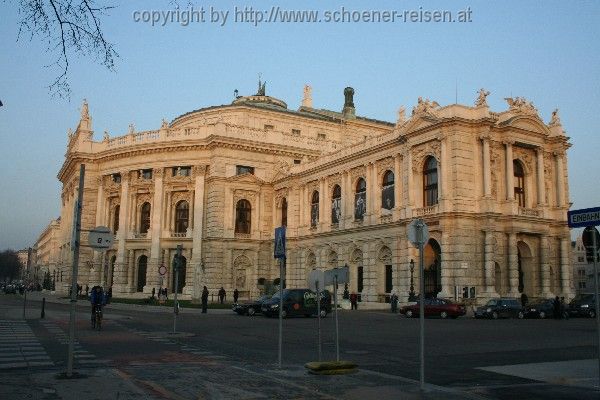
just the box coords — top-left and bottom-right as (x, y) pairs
(520, 292), (528, 307)
(350, 292), (358, 310)
(391, 292), (398, 313)
(560, 296), (568, 319)
(233, 288), (239, 304)
(77, 283), (82, 296)
(553, 296), (561, 319)
(85, 284), (89, 296)
(218, 286), (226, 304)
(164, 287), (168, 300)
(151, 287), (156, 299)
(201, 286), (209, 313)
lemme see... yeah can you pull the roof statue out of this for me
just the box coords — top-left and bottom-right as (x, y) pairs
(103, 130), (110, 142)
(549, 108), (561, 126)
(475, 88), (490, 107)
(256, 77), (266, 96)
(504, 96), (538, 116)
(81, 99), (89, 120)
(412, 97), (439, 115)
(161, 118), (169, 130)
(128, 123), (136, 134)
(302, 84), (313, 108)
(67, 128), (73, 140)
(396, 106), (406, 125)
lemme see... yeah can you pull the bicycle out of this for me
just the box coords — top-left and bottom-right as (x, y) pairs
(91, 305), (103, 330)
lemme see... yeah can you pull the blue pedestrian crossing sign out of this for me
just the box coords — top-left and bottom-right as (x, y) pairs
(274, 226), (286, 259)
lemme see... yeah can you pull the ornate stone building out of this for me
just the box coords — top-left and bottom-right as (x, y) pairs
(45, 84), (573, 304)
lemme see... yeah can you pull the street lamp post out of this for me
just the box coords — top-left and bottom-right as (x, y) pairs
(408, 259), (416, 301)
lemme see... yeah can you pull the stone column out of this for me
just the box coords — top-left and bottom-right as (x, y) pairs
(114, 171), (130, 293)
(507, 232), (520, 296)
(540, 236), (552, 297)
(484, 231), (498, 296)
(560, 237), (571, 296)
(146, 168), (164, 293)
(343, 171), (352, 228)
(439, 136), (448, 201)
(505, 141), (514, 201)
(93, 176), (105, 286)
(370, 161), (378, 223)
(393, 153), (401, 216)
(437, 232), (453, 299)
(406, 149), (415, 207)
(363, 243), (376, 302)
(481, 135), (492, 197)
(322, 178), (330, 229)
(189, 165), (206, 300)
(318, 178), (326, 230)
(536, 148), (546, 206)
(127, 250), (135, 292)
(555, 152), (565, 207)
(299, 185), (305, 230)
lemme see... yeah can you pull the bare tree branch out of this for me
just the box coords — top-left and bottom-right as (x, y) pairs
(13, 0), (119, 98)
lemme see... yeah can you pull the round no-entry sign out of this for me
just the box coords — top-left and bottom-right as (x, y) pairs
(159, 265), (167, 276)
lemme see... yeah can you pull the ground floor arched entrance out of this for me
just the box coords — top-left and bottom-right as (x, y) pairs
(423, 239), (441, 297)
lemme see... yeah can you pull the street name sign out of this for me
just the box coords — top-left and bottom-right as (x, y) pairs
(324, 266), (349, 286)
(567, 206), (600, 228)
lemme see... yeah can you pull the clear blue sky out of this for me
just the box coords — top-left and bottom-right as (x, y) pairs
(1, 1), (599, 249)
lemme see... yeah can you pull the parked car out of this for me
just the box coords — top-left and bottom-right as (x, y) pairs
(474, 298), (524, 319)
(262, 288), (331, 318)
(568, 294), (597, 318)
(522, 298), (555, 319)
(232, 295), (271, 316)
(3, 284), (17, 294)
(400, 298), (466, 319)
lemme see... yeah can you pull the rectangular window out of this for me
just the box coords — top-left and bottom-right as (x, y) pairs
(294, 159), (301, 164)
(112, 174), (121, 183)
(139, 169), (152, 179)
(264, 124), (275, 131)
(291, 129), (301, 135)
(172, 166), (191, 176)
(236, 165), (255, 175)
(317, 133), (326, 140)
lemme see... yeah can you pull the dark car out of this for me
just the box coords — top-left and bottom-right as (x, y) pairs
(261, 288), (331, 318)
(523, 298), (555, 319)
(232, 295), (271, 316)
(3, 284), (17, 294)
(474, 298), (524, 319)
(400, 298), (466, 319)
(568, 294), (597, 318)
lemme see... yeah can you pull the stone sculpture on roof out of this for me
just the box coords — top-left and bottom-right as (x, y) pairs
(475, 88), (490, 107)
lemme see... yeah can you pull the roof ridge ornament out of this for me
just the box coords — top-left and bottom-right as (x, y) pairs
(504, 96), (539, 116)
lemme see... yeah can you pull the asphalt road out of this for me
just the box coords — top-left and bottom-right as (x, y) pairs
(1, 294), (599, 399)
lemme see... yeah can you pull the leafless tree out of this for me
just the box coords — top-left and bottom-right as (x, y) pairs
(14, 0), (118, 98)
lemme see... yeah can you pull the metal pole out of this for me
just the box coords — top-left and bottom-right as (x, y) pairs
(334, 275), (339, 362)
(173, 245), (182, 333)
(418, 221), (425, 391)
(22, 247), (31, 319)
(317, 280), (321, 362)
(592, 228), (600, 385)
(278, 257), (284, 368)
(67, 164), (85, 378)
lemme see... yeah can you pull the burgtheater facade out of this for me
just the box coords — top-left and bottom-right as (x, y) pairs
(46, 84), (573, 304)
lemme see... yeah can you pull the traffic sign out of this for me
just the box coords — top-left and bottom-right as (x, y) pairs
(308, 269), (325, 292)
(408, 219), (429, 247)
(274, 226), (286, 259)
(568, 206), (600, 228)
(324, 266), (349, 286)
(88, 226), (112, 249)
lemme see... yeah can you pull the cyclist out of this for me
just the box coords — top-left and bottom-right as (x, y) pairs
(90, 285), (107, 327)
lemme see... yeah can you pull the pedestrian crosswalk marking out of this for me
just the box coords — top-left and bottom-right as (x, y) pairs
(0, 320), (55, 370)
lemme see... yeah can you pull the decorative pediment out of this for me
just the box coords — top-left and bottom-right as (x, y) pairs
(400, 115), (439, 135)
(501, 115), (549, 135)
(228, 173), (266, 186)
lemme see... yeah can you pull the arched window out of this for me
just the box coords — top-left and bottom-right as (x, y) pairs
(423, 157), (438, 207)
(355, 178), (366, 220)
(331, 184), (342, 224)
(281, 198), (287, 227)
(235, 199), (251, 234)
(175, 201), (189, 233)
(140, 202), (151, 234)
(310, 191), (319, 227)
(381, 170), (395, 210)
(137, 255), (147, 292)
(513, 160), (525, 207)
(113, 205), (120, 233)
